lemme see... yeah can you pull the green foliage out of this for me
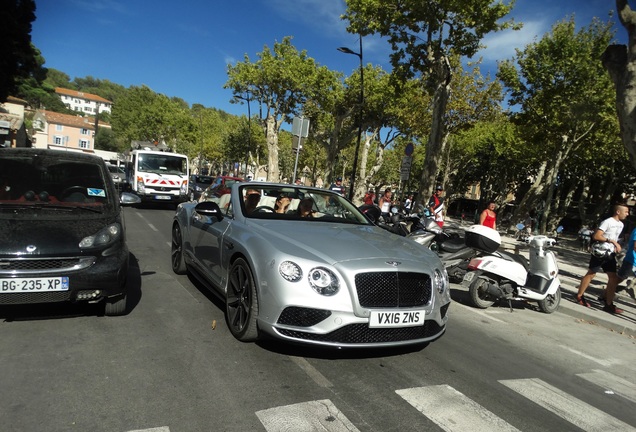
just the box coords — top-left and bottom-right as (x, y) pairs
(0, 0), (40, 102)
(343, 0), (518, 83)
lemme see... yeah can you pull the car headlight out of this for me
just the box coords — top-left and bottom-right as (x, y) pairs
(279, 261), (302, 282)
(434, 268), (448, 294)
(308, 267), (339, 296)
(79, 223), (122, 249)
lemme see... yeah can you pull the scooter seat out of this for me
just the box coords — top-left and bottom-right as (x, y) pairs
(497, 250), (529, 272)
(439, 237), (467, 253)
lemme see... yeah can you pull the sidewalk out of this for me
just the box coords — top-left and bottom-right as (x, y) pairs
(445, 219), (636, 338)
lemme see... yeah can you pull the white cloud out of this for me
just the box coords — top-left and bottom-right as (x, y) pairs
(478, 20), (547, 62)
(267, 0), (349, 39)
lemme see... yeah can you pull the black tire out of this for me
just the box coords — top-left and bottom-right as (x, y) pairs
(171, 222), (187, 274)
(225, 258), (259, 342)
(538, 287), (561, 314)
(104, 294), (127, 316)
(469, 274), (496, 309)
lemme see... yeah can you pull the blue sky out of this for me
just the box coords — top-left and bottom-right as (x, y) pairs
(31, 0), (622, 118)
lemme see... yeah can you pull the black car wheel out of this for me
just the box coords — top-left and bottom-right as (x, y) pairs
(225, 258), (259, 342)
(171, 222), (187, 274)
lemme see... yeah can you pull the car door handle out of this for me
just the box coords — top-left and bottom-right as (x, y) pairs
(224, 241), (234, 250)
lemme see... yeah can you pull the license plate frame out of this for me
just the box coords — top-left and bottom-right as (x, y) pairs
(369, 310), (425, 328)
(0, 276), (70, 293)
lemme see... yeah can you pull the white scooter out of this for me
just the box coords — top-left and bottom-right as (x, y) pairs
(461, 225), (561, 314)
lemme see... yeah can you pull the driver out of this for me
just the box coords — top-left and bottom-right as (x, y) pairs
(243, 189), (261, 214)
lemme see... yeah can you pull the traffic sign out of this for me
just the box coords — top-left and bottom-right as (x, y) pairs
(405, 143), (414, 156)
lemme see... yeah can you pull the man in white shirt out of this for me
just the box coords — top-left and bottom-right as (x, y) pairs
(575, 203), (630, 314)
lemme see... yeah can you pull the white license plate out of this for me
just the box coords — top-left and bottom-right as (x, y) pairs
(462, 271), (476, 285)
(154, 195), (171, 200)
(0, 277), (69, 293)
(369, 310), (425, 328)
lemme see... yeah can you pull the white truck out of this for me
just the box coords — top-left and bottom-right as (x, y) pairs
(127, 149), (189, 205)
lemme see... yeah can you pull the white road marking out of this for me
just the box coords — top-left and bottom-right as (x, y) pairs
(559, 345), (617, 367)
(396, 385), (520, 432)
(577, 369), (636, 403)
(288, 356), (333, 388)
(256, 399), (360, 432)
(128, 428), (170, 432)
(454, 302), (505, 323)
(147, 223), (158, 232)
(499, 378), (635, 431)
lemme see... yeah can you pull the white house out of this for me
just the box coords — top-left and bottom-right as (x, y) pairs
(55, 87), (112, 115)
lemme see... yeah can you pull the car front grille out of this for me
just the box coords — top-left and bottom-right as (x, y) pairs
(277, 321), (445, 344)
(0, 257), (94, 276)
(277, 307), (332, 327)
(0, 291), (72, 305)
(355, 272), (432, 308)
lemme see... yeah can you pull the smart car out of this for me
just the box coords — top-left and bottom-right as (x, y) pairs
(0, 148), (140, 315)
(172, 182), (451, 348)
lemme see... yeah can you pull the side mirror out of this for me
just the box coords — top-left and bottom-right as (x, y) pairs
(120, 192), (141, 206)
(195, 200), (223, 221)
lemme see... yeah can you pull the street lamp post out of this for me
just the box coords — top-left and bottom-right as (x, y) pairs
(234, 92), (252, 179)
(338, 36), (363, 201)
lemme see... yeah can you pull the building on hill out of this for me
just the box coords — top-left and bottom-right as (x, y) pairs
(55, 87), (112, 115)
(0, 96), (30, 148)
(32, 110), (111, 152)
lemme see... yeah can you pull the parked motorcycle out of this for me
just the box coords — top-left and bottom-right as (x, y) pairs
(359, 204), (424, 236)
(462, 225), (561, 313)
(409, 220), (479, 282)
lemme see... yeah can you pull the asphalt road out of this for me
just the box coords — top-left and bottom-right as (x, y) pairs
(0, 205), (634, 432)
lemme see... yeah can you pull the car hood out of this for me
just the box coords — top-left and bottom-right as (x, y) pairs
(247, 220), (440, 267)
(0, 217), (113, 256)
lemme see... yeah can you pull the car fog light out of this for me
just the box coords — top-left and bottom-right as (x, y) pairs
(279, 261), (302, 282)
(308, 267), (339, 296)
(76, 290), (102, 300)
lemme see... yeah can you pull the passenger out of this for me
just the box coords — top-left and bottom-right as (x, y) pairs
(243, 189), (261, 214)
(298, 198), (315, 218)
(275, 193), (291, 214)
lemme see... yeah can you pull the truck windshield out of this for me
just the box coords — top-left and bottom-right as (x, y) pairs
(137, 154), (187, 175)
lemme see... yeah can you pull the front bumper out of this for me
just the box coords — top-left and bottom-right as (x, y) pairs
(0, 247), (129, 306)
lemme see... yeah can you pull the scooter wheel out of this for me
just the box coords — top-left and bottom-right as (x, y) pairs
(469, 274), (496, 309)
(537, 287), (561, 314)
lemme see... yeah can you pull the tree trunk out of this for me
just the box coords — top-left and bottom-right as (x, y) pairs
(602, 1), (636, 169)
(415, 56), (452, 209)
(265, 114), (279, 182)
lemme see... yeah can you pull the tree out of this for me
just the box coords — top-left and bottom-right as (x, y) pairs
(343, 0), (516, 208)
(225, 36), (340, 181)
(603, 0), (636, 169)
(0, 0), (40, 102)
(498, 17), (619, 232)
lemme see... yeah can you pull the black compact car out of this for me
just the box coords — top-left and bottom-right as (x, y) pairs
(0, 148), (140, 315)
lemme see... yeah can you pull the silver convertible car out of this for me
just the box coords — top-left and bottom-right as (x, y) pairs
(171, 182), (451, 348)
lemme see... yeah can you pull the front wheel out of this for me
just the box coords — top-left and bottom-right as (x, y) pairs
(225, 258), (259, 342)
(171, 222), (187, 274)
(469, 274), (496, 309)
(537, 287), (561, 314)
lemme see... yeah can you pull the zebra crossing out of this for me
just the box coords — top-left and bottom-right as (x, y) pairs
(254, 370), (636, 432)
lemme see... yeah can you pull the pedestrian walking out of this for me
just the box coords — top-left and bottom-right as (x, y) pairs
(598, 225), (636, 303)
(379, 188), (393, 220)
(428, 185), (445, 228)
(575, 203), (630, 314)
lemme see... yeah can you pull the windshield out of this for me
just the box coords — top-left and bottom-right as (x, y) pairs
(0, 152), (113, 219)
(237, 184), (370, 225)
(137, 153), (187, 175)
